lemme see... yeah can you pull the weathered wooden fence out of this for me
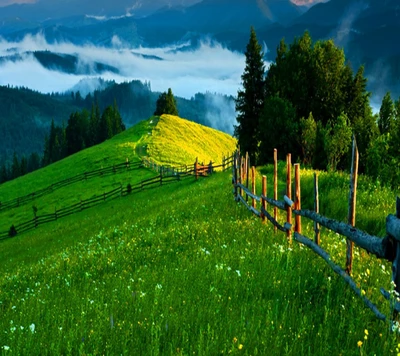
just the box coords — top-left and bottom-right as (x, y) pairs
(143, 154), (234, 179)
(0, 159), (140, 213)
(0, 154), (234, 241)
(232, 144), (400, 324)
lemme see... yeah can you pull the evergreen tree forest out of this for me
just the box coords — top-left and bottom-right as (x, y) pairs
(0, 103), (125, 184)
(236, 28), (400, 187)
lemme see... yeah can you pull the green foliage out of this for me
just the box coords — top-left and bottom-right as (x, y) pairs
(0, 168), (399, 354)
(264, 31), (372, 171)
(258, 96), (298, 163)
(378, 92), (395, 135)
(300, 112), (317, 166)
(235, 27), (265, 164)
(154, 88), (178, 116)
(324, 113), (352, 171)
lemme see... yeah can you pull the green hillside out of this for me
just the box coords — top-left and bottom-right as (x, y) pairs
(0, 115), (398, 354)
(0, 115), (236, 235)
(136, 114), (237, 166)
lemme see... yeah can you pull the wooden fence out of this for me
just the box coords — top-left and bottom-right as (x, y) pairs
(0, 154), (234, 241)
(232, 144), (400, 324)
(143, 154), (234, 179)
(0, 159), (140, 213)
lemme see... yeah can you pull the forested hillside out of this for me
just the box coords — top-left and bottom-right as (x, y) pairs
(0, 82), (234, 175)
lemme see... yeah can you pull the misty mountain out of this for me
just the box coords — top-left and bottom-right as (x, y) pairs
(0, 0), (202, 22)
(0, 50), (119, 75)
(2, 16), (142, 47)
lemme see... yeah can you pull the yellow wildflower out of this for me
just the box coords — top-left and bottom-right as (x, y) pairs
(238, 344), (243, 350)
(357, 341), (363, 347)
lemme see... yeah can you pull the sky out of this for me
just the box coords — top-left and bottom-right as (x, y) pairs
(0, 0), (328, 8)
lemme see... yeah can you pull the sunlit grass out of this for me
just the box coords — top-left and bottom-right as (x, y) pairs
(1, 172), (399, 355)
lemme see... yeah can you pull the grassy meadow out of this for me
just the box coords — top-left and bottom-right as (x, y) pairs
(1, 115), (400, 355)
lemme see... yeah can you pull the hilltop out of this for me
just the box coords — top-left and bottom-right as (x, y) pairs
(137, 115), (237, 166)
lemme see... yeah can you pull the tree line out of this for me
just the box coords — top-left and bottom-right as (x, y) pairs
(0, 101), (125, 183)
(236, 28), (400, 187)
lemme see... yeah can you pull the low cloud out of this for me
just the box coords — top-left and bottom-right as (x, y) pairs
(332, 1), (367, 48)
(0, 34), (251, 100)
(204, 93), (236, 135)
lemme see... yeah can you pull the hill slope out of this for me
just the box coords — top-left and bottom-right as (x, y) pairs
(0, 115), (236, 232)
(140, 115), (236, 166)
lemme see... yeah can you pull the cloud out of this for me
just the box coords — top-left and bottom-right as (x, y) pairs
(290, 0), (329, 6)
(204, 93), (236, 135)
(0, 34), (254, 100)
(0, 0), (35, 6)
(333, 1), (367, 48)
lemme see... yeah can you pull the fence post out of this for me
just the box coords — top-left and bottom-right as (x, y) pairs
(346, 136), (359, 275)
(234, 152), (238, 201)
(251, 166), (256, 209)
(286, 154), (292, 242)
(261, 175), (267, 224)
(239, 155), (243, 197)
(245, 152), (250, 202)
(195, 157), (198, 180)
(392, 197), (400, 320)
(314, 173), (320, 245)
(294, 163), (301, 234)
(274, 148), (278, 233)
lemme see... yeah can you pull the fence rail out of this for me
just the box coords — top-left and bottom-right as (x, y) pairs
(0, 159), (140, 213)
(232, 145), (400, 325)
(0, 154), (235, 242)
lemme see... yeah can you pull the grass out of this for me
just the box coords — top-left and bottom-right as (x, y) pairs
(145, 115), (237, 166)
(0, 114), (236, 234)
(1, 172), (400, 355)
(1, 115), (400, 354)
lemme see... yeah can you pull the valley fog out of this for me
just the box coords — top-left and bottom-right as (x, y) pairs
(0, 35), (250, 100)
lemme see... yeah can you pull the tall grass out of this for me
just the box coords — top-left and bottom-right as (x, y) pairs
(1, 172), (399, 355)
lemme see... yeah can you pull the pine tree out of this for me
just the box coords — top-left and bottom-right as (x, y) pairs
(154, 93), (167, 116)
(154, 88), (178, 116)
(165, 88), (178, 116)
(378, 92), (395, 135)
(235, 27), (265, 164)
(11, 152), (20, 179)
(0, 163), (9, 183)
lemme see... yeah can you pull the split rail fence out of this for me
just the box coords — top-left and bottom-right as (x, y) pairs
(0, 154), (234, 241)
(232, 142), (400, 324)
(0, 159), (141, 213)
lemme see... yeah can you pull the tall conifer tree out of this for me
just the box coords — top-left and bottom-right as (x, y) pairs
(235, 27), (265, 164)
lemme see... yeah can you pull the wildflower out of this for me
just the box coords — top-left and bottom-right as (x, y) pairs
(238, 344), (243, 350)
(156, 284), (163, 290)
(366, 269), (370, 276)
(357, 341), (363, 347)
(233, 337), (237, 343)
(364, 329), (368, 336)
(361, 289), (366, 296)
(236, 270), (241, 277)
(29, 323), (35, 333)
(2, 346), (10, 351)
